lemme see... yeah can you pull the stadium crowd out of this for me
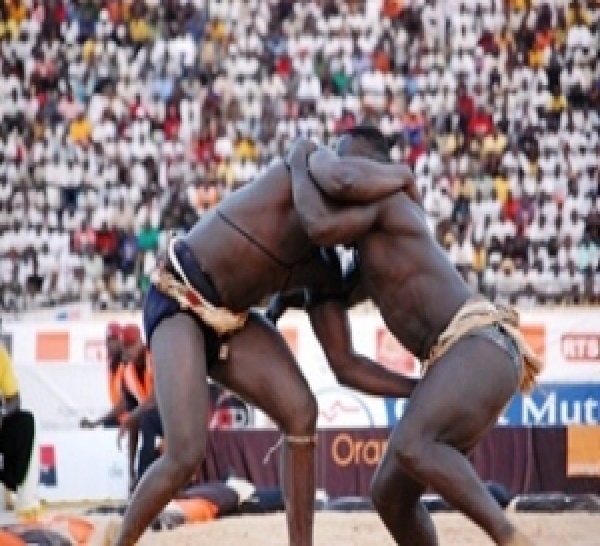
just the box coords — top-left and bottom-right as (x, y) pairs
(0, 0), (599, 312)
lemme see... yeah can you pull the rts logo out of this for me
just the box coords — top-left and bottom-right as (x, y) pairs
(561, 334), (600, 362)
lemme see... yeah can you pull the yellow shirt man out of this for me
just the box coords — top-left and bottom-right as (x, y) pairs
(0, 344), (18, 398)
(494, 174), (511, 204)
(69, 116), (92, 144)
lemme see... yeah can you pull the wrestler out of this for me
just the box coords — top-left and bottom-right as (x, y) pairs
(114, 138), (420, 546)
(286, 128), (542, 546)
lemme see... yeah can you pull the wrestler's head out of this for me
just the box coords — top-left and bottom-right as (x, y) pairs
(337, 124), (392, 163)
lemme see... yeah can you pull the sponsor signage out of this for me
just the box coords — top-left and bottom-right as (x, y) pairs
(561, 334), (600, 362)
(501, 383), (600, 426)
(84, 338), (106, 365)
(384, 383), (600, 427)
(567, 426), (600, 477)
(375, 328), (419, 376)
(316, 388), (376, 428)
(39, 445), (57, 487)
(330, 432), (388, 467)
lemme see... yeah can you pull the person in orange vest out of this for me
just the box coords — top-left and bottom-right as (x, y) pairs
(80, 322), (127, 428)
(118, 324), (163, 491)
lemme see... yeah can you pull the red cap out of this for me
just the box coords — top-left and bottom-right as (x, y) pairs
(106, 322), (122, 340)
(122, 323), (142, 348)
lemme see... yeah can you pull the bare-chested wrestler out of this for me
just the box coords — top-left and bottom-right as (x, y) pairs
(113, 136), (421, 545)
(285, 128), (542, 546)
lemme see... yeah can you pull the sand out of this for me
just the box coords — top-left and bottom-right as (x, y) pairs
(137, 511), (600, 545)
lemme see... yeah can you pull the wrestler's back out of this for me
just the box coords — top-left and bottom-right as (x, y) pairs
(358, 192), (473, 360)
(184, 160), (315, 310)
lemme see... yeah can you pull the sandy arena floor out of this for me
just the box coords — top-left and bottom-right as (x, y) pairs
(137, 512), (600, 545)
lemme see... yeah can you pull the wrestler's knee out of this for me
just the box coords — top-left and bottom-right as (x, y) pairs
(164, 437), (205, 482)
(280, 390), (318, 435)
(390, 423), (428, 474)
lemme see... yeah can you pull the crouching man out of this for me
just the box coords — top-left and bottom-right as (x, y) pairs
(0, 342), (41, 518)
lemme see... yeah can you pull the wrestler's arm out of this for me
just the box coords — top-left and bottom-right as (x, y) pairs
(307, 146), (418, 203)
(290, 150), (379, 246)
(309, 300), (417, 398)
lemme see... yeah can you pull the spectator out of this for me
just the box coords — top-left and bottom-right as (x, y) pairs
(0, 0), (598, 310)
(118, 324), (162, 491)
(0, 338), (40, 517)
(80, 322), (126, 429)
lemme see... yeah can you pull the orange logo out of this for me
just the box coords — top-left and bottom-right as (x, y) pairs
(375, 328), (418, 375)
(567, 426), (600, 477)
(36, 332), (70, 362)
(331, 433), (388, 467)
(520, 324), (546, 366)
(561, 334), (600, 362)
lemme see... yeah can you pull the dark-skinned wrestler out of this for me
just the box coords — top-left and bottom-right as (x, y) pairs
(285, 129), (541, 546)
(113, 136), (421, 546)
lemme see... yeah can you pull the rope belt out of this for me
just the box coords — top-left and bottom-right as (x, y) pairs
(150, 238), (248, 337)
(423, 296), (543, 393)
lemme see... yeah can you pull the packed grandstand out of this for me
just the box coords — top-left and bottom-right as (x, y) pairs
(0, 0), (599, 312)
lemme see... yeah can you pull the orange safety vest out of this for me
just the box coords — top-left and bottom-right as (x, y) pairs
(107, 363), (125, 407)
(123, 351), (154, 405)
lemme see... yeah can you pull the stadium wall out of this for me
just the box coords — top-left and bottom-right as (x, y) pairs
(3, 308), (599, 502)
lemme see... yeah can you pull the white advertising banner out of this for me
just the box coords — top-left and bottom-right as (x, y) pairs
(37, 429), (128, 502)
(3, 308), (600, 431)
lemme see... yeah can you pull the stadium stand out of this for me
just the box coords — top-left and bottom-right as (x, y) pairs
(0, 0), (599, 312)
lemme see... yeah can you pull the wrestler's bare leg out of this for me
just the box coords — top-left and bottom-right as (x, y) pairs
(370, 460), (436, 545)
(210, 312), (317, 546)
(114, 314), (210, 546)
(373, 336), (528, 545)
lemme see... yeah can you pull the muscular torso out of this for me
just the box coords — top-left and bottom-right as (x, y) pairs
(357, 192), (473, 360)
(185, 160), (339, 311)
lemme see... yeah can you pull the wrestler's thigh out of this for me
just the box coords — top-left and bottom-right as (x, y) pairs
(397, 336), (519, 453)
(150, 313), (210, 451)
(209, 311), (315, 430)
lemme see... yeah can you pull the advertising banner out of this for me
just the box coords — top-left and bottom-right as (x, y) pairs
(37, 430), (128, 502)
(384, 383), (600, 427)
(4, 308), (600, 430)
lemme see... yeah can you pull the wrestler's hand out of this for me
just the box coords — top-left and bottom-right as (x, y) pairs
(286, 137), (318, 168)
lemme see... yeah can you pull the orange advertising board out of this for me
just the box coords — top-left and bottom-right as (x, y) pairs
(375, 328), (418, 375)
(520, 324), (546, 366)
(567, 426), (600, 477)
(36, 332), (70, 362)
